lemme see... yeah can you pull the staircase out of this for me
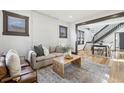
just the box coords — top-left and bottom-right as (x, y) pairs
(93, 23), (124, 43)
(83, 22), (124, 54)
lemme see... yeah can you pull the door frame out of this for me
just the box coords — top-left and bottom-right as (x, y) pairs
(75, 12), (124, 54)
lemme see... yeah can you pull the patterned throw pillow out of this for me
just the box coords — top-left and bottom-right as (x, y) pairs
(34, 44), (44, 56)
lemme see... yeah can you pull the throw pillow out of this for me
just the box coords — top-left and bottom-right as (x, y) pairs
(43, 47), (49, 56)
(8, 49), (18, 54)
(6, 50), (21, 81)
(34, 44), (44, 56)
(56, 46), (64, 53)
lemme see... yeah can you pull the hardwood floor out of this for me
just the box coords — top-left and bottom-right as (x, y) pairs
(78, 50), (124, 83)
(108, 59), (124, 82)
(78, 50), (109, 65)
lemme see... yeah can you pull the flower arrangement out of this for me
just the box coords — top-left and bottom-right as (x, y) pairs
(62, 46), (73, 59)
(62, 46), (72, 53)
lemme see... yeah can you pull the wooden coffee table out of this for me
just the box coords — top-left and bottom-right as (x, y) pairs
(53, 54), (81, 78)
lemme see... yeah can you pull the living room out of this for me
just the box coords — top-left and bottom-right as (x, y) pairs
(1, 0), (124, 93)
(0, 10), (123, 83)
(0, 10), (124, 83)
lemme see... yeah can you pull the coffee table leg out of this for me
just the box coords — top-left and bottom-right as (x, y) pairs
(53, 61), (64, 78)
(72, 58), (81, 67)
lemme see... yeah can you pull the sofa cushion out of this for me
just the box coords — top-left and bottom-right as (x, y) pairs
(34, 44), (44, 57)
(49, 46), (56, 53)
(6, 50), (21, 81)
(51, 53), (63, 57)
(36, 54), (56, 62)
(0, 57), (7, 80)
(56, 46), (64, 53)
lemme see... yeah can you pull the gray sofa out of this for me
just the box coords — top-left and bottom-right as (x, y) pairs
(28, 46), (64, 70)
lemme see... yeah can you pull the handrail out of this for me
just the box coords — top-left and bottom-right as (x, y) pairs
(94, 25), (109, 36)
(111, 23), (124, 31)
(93, 25), (109, 42)
(93, 23), (124, 43)
(94, 24), (118, 42)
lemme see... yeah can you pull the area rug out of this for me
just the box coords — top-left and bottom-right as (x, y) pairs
(37, 58), (110, 83)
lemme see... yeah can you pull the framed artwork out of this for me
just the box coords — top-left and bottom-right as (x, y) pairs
(59, 25), (68, 38)
(3, 10), (29, 36)
(77, 30), (84, 45)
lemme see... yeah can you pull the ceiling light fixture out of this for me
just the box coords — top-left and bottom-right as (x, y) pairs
(69, 16), (73, 18)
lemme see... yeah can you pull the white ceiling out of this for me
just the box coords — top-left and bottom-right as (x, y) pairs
(36, 10), (124, 23)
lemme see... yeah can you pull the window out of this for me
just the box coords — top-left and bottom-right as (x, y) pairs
(77, 30), (84, 45)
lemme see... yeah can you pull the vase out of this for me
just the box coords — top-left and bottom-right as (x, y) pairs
(67, 49), (72, 56)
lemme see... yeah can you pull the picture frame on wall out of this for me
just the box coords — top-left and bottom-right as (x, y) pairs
(59, 25), (68, 38)
(2, 10), (29, 36)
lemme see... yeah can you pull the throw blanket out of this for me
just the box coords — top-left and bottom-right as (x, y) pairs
(28, 50), (35, 63)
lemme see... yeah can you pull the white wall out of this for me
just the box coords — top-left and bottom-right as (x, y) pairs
(0, 10), (70, 56)
(69, 24), (77, 52)
(102, 33), (115, 50)
(0, 10), (33, 56)
(32, 11), (69, 48)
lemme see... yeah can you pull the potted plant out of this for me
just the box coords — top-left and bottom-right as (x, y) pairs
(62, 46), (72, 59)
